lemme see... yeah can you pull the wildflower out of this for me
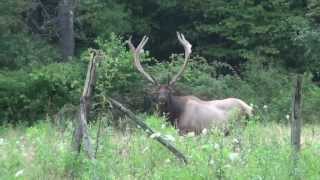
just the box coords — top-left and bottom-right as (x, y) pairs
(233, 138), (239, 144)
(286, 114), (290, 120)
(202, 128), (208, 135)
(187, 132), (195, 137)
(165, 159), (171, 163)
(249, 103), (254, 107)
(214, 143), (220, 150)
(161, 124), (166, 129)
(150, 132), (161, 139)
(228, 152), (239, 161)
(15, 169), (24, 177)
(209, 159), (214, 165)
(263, 105), (268, 109)
(164, 134), (175, 142)
(142, 146), (149, 154)
(58, 142), (65, 151)
(0, 138), (4, 145)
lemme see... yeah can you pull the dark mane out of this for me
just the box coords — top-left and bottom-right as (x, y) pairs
(159, 94), (187, 126)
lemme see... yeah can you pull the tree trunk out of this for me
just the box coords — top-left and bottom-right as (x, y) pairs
(58, 0), (75, 60)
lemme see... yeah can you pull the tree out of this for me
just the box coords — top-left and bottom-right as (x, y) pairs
(58, 0), (75, 60)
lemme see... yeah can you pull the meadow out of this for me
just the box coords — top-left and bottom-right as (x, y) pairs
(1, 115), (319, 180)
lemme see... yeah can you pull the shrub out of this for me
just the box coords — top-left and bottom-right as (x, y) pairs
(91, 33), (154, 113)
(0, 62), (84, 124)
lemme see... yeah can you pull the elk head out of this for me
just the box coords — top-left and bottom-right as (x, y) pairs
(127, 32), (192, 107)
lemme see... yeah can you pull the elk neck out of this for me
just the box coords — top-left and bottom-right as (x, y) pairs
(160, 94), (187, 125)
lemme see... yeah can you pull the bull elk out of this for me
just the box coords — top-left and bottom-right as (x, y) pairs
(127, 32), (253, 135)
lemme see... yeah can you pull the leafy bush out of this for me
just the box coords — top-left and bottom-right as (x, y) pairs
(91, 33), (154, 113)
(0, 62), (84, 124)
(0, 33), (60, 70)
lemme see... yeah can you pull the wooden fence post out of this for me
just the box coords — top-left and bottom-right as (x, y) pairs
(290, 74), (303, 179)
(291, 74), (303, 152)
(73, 50), (102, 159)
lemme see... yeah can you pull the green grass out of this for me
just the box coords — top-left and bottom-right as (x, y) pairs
(0, 116), (320, 179)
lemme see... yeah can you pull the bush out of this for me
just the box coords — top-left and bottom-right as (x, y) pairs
(0, 62), (84, 124)
(91, 33), (154, 113)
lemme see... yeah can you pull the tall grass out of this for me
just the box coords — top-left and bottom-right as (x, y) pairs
(0, 117), (319, 179)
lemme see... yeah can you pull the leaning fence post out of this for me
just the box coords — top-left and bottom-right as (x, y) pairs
(73, 49), (102, 159)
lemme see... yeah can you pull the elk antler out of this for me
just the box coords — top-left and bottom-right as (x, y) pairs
(169, 32), (192, 85)
(127, 36), (158, 85)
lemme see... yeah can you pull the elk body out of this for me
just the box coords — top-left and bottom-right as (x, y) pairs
(127, 33), (253, 135)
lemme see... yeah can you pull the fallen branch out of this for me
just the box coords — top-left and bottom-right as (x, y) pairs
(108, 97), (188, 164)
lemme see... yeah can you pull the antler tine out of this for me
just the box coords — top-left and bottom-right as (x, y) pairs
(137, 36), (149, 52)
(169, 32), (192, 85)
(127, 36), (158, 85)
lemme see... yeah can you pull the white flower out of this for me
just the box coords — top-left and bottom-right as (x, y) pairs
(228, 152), (239, 161)
(0, 138), (4, 145)
(233, 138), (239, 144)
(202, 128), (208, 135)
(142, 146), (149, 153)
(186, 132), (195, 137)
(209, 159), (214, 165)
(150, 132), (161, 139)
(58, 142), (65, 151)
(263, 105), (268, 109)
(250, 103), (254, 107)
(15, 169), (24, 177)
(286, 114), (290, 120)
(214, 143), (220, 150)
(161, 124), (166, 129)
(164, 135), (175, 142)
(165, 159), (171, 163)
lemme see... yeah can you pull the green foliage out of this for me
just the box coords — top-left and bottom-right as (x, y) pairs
(119, 0), (318, 73)
(78, 0), (132, 38)
(0, 62), (84, 123)
(0, 34), (60, 70)
(307, 0), (320, 23)
(0, 0), (27, 33)
(91, 33), (153, 111)
(0, 0), (61, 70)
(1, 120), (320, 179)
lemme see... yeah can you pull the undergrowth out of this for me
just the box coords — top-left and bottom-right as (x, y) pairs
(0, 116), (319, 179)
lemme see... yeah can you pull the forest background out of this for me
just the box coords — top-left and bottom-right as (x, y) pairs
(1, 0), (320, 124)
